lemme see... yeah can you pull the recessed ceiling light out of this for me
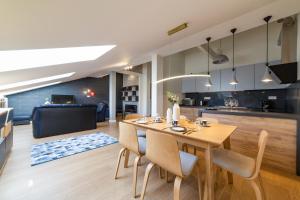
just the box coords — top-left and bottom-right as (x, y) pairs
(0, 45), (116, 72)
(1, 81), (62, 96)
(0, 72), (75, 91)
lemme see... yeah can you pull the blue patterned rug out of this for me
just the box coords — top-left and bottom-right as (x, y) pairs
(31, 133), (118, 166)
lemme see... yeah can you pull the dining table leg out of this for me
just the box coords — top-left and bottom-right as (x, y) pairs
(223, 137), (233, 184)
(205, 145), (214, 200)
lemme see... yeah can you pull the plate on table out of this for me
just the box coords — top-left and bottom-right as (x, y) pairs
(136, 119), (148, 124)
(171, 126), (187, 132)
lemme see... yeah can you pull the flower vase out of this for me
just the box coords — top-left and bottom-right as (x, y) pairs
(172, 103), (180, 126)
(166, 108), (172, 124)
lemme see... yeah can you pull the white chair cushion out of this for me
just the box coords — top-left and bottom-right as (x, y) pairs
(212, 148), (256, 178)
(179, 151), (198, 176)
(137, 130), (146, 138)
(138, 137), (146, 154)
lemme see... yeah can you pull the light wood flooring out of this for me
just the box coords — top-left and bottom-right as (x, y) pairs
(0, 122), (300, 200)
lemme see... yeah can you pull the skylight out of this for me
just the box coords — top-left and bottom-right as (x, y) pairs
(0, 45), (116, 72)
(0, 81), (62, 96)
(0, 72), (75, 91)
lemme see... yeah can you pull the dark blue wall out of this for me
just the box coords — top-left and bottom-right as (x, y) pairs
(7, 75), (123, 116)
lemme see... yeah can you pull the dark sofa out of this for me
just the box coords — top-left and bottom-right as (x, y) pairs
(32, 104), (97, 138)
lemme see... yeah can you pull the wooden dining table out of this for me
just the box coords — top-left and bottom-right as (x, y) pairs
(123, 118), (237, 200)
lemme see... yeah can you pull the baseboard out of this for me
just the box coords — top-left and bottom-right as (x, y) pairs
(109, 119), (117, 123)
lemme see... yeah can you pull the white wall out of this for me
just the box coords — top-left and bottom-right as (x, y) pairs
(185, 21), (283, 74)
(151, 54), (164, 116)
(163, 53), (185, 113)
(123, 74), (139, 87)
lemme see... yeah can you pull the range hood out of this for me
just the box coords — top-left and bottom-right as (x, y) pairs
(269, 62), (298, 84)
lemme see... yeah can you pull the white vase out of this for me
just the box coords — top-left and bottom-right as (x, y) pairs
(172, 103), (180, 122)
(166, 108), (172, 124)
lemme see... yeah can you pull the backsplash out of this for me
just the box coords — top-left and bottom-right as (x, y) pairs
(185, 88), (294, 113)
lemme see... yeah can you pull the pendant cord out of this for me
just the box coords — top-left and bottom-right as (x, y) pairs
(266, 20), (269, 67)
(208, 40), (210, 75)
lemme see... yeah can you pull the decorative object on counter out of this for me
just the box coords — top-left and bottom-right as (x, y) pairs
(205, 37), (213, 87)
(122, 85), (139, 102)
(181, 98), (195, 106)
(261, 15), (273, 83)
(83, 89), (95, 98)
(229, 28), (238, 85)
(224, 97), (239, 107)
(166, 108), (172, 124)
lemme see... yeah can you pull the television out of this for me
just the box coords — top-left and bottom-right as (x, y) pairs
(51, 95), (75, 104)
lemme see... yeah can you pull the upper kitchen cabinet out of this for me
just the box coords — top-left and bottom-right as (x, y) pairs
(254, 63), (289, 90)
(182, 78), (196, 93)
(195, 70), (221, 92)
(195, 77), (207, 92)
(236, 64), (255, 91)
(220, 68), (236, 91)
(208, 70), (221, 92)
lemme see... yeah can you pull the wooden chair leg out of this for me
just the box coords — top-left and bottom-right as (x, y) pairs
(166, 171), (173, 183)
(159, 167), (164, 179)
(258, 173), (266, 200)
(249, 179), (263, 200)
(124, 149), (130, 168)
(193, 147), (197, 155)
(140, 162), (155, 200)
(196, 166), (202, 200)
(174, 176), (182, 200)
(133, 156), (141, 198)
(114, 148), (126, 179)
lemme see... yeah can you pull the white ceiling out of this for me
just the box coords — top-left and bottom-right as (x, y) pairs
(0, 0), (299, 94)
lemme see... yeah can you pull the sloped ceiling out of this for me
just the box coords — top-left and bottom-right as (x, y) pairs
(0, 0), (299, 94)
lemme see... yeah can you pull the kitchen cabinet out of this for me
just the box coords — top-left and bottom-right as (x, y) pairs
(208, 70), (221, 92)
(220, 68), (236, 91)
(236, 64), (255, 91)
(182, 78), (196, 93)
(195, 77), (207, 92)
(254, 63), (289, 90)
(180, 107), (199, 121)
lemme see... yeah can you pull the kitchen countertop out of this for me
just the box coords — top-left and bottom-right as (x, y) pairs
(200, 108), (299, 120)
(180, 105), (299, 120)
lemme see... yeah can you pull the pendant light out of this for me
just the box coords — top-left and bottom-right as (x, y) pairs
(261, 15), (273, 83)
(229, 28), (238, 85)
(205, 37), (213, 87)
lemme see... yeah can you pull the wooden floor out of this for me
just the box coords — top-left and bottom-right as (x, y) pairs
(0, 122), (300, 200)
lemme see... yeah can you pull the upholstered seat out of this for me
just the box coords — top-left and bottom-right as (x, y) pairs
(212, 131), (269, 200)
(138, 137), (146, 154)
(212, 148), (255, 178)
(179, 151), (198, 176)
(140, 130), (202, 200)
(137, 130), (146, 138)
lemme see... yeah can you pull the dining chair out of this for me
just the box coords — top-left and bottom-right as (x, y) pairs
(140, 130), (202, 200)
(125, 113), (146, 138)
(114, 122), (146, 198)
(212, 130), (269, 200)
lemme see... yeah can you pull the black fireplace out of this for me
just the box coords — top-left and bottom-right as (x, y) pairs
(124, 104), (137, 113)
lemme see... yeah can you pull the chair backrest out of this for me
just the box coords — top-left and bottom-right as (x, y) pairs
(125, 114), (143, 120)
(119, 122), (139, 154)
(250, 130), (269, 179)
(146, 130), (183, 177)
(196, 117), (219, 124)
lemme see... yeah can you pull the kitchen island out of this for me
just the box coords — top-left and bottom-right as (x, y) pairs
(198, 108), (300, 175)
